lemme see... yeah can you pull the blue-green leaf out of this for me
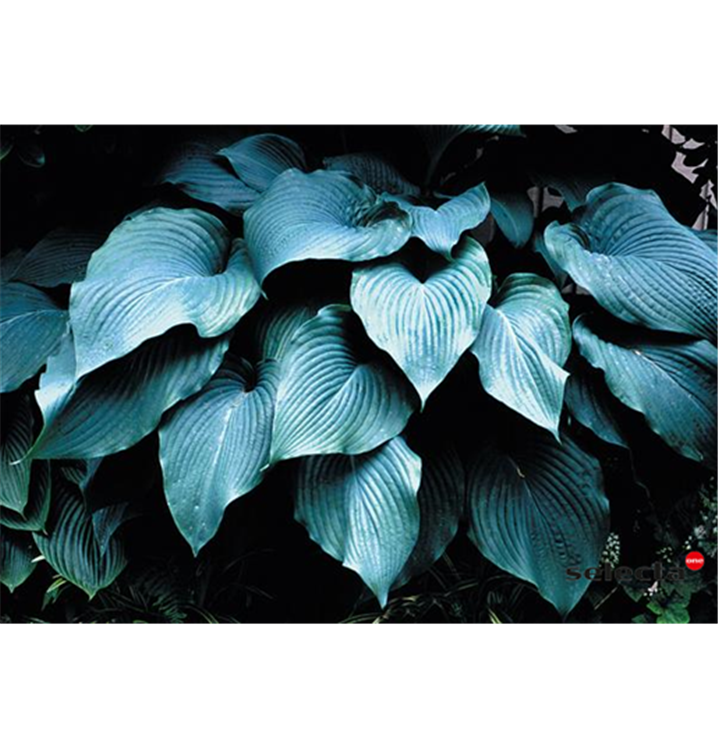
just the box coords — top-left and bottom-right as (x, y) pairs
(270, 305), (416, 463)
(573, 315), (717, 466)
(244, 170), (412, 285)
(219, 133), (306, 192)
(693, 228), (716, 251)
(253, 298), (334, 362)
(9, 227), (106, 287)
(33, 478), (127, 598)
(565, 361), (629, 449)
(387, 184), (490, 258)
(0, 394), (34, 513)
(28, 328), (230, 460)
(0, 529), (38, 593)
(325, 152), (420, 196)
(470, 273), (571, 436)
(0, 282), (68, 393)
(91, 502), (139, 557)
(1, 461), (51, 533)
(159, 140), (257, 215)
(418, 125), (522, 182)
(467, 426), (610, 616)
(70, 208), (259, 377)
(490, 190), (535, 247)
(295, 436), (422, 607)
(159, 356), (280, 555)
(544, 184), (718, 342)
(351, 236), (491, 404)
(394, 442), (464, 589)
(0, 249), (25, 281)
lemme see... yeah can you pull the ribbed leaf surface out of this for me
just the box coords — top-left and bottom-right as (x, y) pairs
(295, 436), (422, 606)
(0, 529), (37, 593)
(270, 305), (416, 462)
(394, 443), (464, 589)
(467, 427), (610, 615)
(1, 460), (51, 533)
(159, 356), (280, 555)
(325, 152), (420, 196)
(470, 273), (571, 436)
(29, 329), (230, 459)
(159, 140), (257, 215)
(544, 184), (717, 342)
(0, 394), (34, 513)
(244, 170), (412, 284)
(0, 282), (68, 392)
(573, 315), (717, 466)
(351, 236), (491, 404)
(70, 208), (259, 377)
(9, 227), (106, 287)
(220, 133), (306, 192)
(388, 184), (490, 257)
(34, 478), (127, 598)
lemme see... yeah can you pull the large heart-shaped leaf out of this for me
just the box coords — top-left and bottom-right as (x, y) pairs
(33, 477), (127, 598)
(244, 169), (412, 285)
(219, 133), (306, 192)
(295, 436), (422, 606)
(70, 207), (259, 377)
(470, 273), (571, 436)
(270, 305), (416, 462)
(0, 529), (38, 593)
(159, 140), (257, 215)
(0, 282), (68, 393)
(324, 152), (420, 196)
(351, 236), (491, 404)
(467, 425), (610, 616)
(543, 183), (718, 342)
(573, 315), (717, 466)
(28, 328), (230, 460)
(8, 227), (106, 287)
(387, 184), (491, 258)
(159, 355), (280, 555)
(418, 125), (522, 182)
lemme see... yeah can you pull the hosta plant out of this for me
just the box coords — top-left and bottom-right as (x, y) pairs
(1, 125), (716, 622)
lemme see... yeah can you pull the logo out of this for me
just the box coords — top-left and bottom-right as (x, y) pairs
(565, 559), (703, 583)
